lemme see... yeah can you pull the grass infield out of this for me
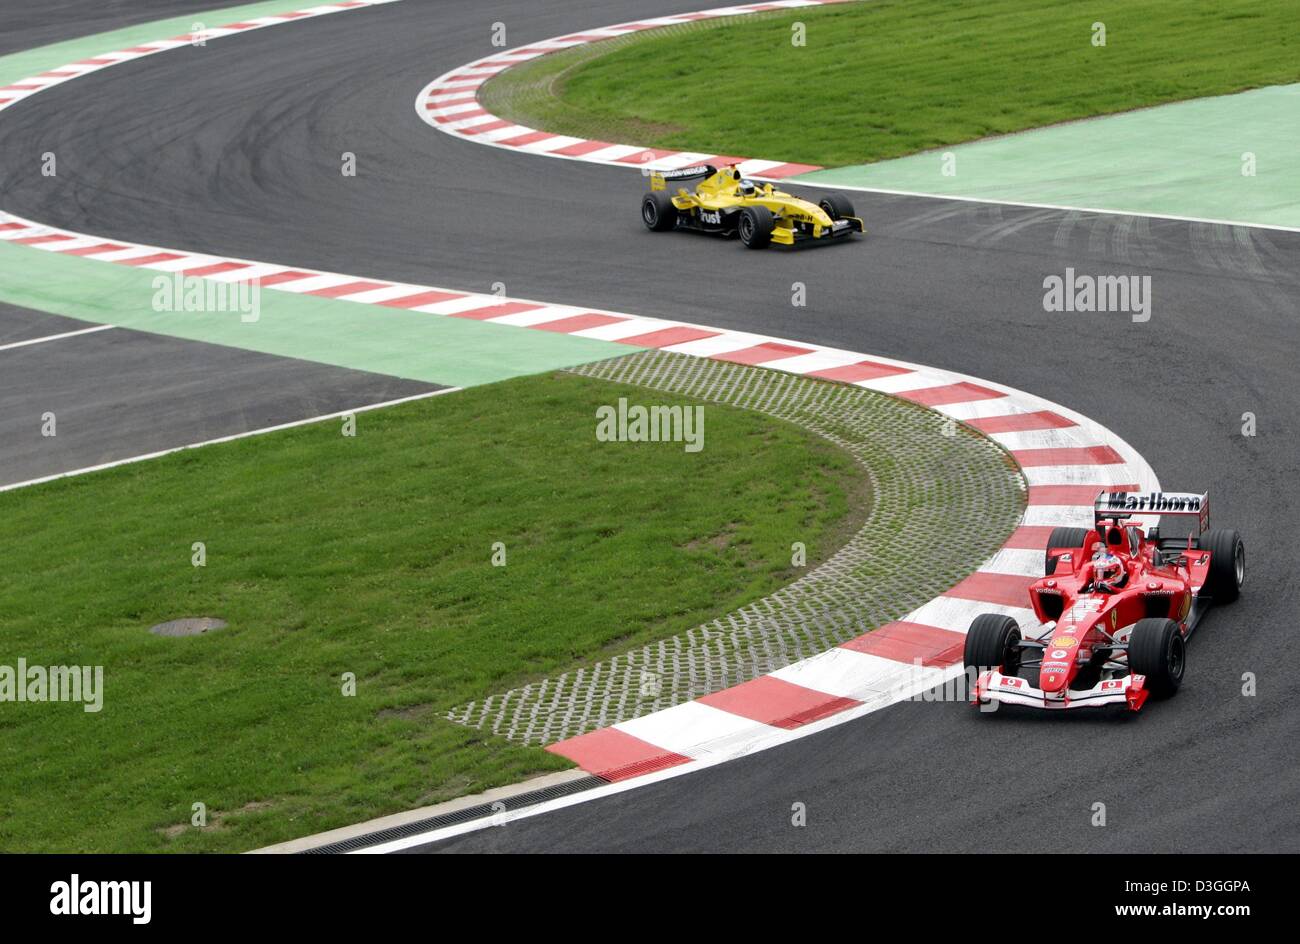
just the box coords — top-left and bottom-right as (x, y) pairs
(0, 369), (863, 852)
(480, 0), (1300, 168)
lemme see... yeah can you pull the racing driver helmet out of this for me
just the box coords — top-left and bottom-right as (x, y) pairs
(1091, 549), (1125, 592)
(738, 178), (758, 196)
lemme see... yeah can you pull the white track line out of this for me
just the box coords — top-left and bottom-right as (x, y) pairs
(0, 387), (460, 494)
(795, 182), (1300, 235)
(353, 660), (973, 854)
(0, 324), (115, 351)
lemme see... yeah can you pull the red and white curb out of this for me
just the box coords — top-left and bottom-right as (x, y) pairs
(0, 2), (402, 114)
(414, 0), (1300, 236)
(416, 0), (855, 178)
(1, 0), (1160, 849)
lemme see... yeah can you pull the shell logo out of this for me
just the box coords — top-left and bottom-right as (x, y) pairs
(1051, 636), (1078, 648)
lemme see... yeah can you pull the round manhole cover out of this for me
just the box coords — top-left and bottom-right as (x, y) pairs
(149, 617), (228, 637)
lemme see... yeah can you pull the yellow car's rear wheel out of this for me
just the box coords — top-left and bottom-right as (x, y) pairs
(642, 191), (678, 231)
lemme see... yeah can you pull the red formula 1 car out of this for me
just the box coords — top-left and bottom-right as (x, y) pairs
(966, 491), (1245, 712)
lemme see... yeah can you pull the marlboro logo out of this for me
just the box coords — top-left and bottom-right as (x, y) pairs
(1101, 491), (1203, 513)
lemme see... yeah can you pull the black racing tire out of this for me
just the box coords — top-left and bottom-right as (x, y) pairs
(641, 191), (678, 232)
(1199, 528), (1244, 603)
(738, 205), (774, 248)
(1128, 617), (1185, 698)
(964, 614), (1022, 675)
(819, 193), (855, 220)
(1044, 526), (1093, 575)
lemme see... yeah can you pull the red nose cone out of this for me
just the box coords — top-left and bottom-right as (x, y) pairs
(1039, 636), (1080, 693)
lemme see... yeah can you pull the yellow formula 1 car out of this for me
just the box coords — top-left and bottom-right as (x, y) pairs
(641, 164), (864, 249)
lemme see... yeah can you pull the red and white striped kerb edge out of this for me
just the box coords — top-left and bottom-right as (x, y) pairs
(0, 1), (402, 114)
(416, 0), (859, 178)
(1, 0), (1159, 792)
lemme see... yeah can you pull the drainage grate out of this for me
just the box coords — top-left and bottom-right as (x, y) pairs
(300, 775), (607, 854)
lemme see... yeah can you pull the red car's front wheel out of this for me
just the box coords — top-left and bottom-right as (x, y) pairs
(1129, 617), (1185, 699)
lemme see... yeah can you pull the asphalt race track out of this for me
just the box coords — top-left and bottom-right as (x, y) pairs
(0, 301), (440, 486)
(2, 0), (1297, 851)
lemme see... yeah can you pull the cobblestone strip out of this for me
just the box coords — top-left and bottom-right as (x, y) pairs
(446, 350), (1025, 745)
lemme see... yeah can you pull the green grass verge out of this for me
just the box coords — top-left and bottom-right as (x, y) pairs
(0, 369), (863, 852)
(481, 0), (1300, 167)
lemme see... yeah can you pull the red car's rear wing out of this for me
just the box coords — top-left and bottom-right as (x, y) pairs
(1093, 490), (1209, 533)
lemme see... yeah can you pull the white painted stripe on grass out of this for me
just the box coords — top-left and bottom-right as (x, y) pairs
(0, 324), (115, 352)
(0, 387), (461, 494)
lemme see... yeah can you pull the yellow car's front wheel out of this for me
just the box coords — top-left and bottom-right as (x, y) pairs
(738, 205), (774, 249)
(819, 193), (855, 220)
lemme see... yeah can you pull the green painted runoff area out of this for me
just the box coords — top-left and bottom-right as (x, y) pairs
(0, 240), (632, 387)
(0, 1), (636, 386)
(798, 84), (1300, 229)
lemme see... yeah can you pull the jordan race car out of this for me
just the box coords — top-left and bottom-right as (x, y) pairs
(640, 164), (863, 248)
(966, 490), (1245, 712)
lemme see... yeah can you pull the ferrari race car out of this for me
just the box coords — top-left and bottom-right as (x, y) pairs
(966, 490), (1245, 712)
(640, 164), (864, 248)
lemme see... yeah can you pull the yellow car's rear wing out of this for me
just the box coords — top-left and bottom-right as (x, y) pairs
(649, 164), (717, 191)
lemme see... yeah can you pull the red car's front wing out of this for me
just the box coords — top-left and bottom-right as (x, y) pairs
(973, 670), (1150, 711)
